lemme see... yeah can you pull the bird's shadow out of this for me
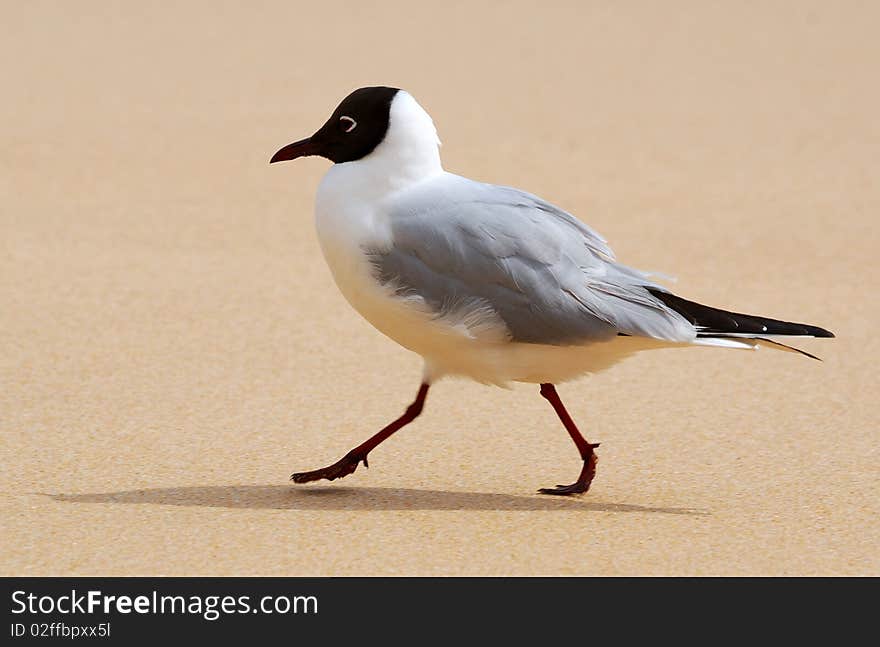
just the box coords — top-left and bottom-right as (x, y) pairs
(46, 485), (707, 515)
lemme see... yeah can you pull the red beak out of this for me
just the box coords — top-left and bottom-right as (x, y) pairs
(269, 137), (320, 164)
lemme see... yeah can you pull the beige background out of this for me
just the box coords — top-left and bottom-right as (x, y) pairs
(2, 1), (877, 575)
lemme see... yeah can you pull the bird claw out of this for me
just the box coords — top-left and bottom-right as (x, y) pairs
(538, 482), (591, 496)
(537, 450), (598, 496)
(291, 451), (368, 484)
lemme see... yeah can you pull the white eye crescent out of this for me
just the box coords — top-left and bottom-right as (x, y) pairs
(339, 116), (357, 133)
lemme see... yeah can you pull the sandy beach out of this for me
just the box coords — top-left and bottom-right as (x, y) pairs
(2, 1), (877, 575)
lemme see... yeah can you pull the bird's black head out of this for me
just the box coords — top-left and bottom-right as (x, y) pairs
(270, 86), (400, 165)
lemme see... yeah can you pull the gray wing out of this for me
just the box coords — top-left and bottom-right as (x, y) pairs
(369, 174), (695, 346)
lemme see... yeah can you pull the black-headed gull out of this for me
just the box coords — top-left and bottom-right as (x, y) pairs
(270, 86), (833, 495)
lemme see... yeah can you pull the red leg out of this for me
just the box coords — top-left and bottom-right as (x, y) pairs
(291, 383), (430, 484)
(538, 383), (599, 496)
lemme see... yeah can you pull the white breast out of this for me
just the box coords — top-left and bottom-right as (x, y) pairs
(314, 164), (474, 374)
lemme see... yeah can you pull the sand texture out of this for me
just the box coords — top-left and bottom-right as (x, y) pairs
(2, 1), (878, 575)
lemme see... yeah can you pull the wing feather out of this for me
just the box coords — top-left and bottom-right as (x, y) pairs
(370, 174), (695, 346)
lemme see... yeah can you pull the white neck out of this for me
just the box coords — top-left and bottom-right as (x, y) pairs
(379, 91), (443, 182)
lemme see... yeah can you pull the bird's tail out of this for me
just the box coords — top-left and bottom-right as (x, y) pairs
(646, 288), (834, 361)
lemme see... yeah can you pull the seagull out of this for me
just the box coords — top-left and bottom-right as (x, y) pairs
(270, 86), (834, 495)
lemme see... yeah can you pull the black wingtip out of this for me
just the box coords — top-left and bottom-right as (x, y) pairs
(647, 288), (836, 339)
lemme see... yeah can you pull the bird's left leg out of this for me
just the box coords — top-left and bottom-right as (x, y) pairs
(537, 383), (599, 496)
(291, 383), (430, 484)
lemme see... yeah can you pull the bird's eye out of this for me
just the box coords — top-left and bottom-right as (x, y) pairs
(339, 116), (357, 133)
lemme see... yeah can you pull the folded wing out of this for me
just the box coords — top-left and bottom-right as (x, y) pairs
(368, 174), (696, 346)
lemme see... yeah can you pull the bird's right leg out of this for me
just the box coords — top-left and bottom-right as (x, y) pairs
(291, 383), (430, 484)
(537, 383), (599, 496)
